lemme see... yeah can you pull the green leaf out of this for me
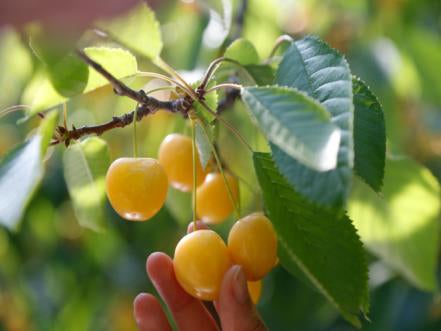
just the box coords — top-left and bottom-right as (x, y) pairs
(254, 152), (368, 326)
(63, 137), (110, 232)
(97, 3), (162, 60)
(29, 30), (89, 97)
(274, 36), (354, 208)
(242, 86), (341, 171)
(194, 120), (213, 170)
(23, 47), (138, 115)
(224, 38), (259, 65)
(0, 111), (58, 230)
(348, 158), (440, 291)
(353, 77), (386, 192)
(199, 0), (232, 46)
(0, 28), (33, 109)
(243, 64), (275, 86)
(403, 28), (441, 105)
(83, 47), (138, 91)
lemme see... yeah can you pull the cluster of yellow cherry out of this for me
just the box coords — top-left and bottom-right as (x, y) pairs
(105, 133), (278, 303)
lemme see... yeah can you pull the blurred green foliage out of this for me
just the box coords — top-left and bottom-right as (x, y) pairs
(1, 0), (441, 330)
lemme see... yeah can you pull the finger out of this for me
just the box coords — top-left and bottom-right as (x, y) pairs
(133, 293), (172, 331)
(187, 221), (209, 233)
(217, 266), (267, 331)
(147, 252), (219, 331)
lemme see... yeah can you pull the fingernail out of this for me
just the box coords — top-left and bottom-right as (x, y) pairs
(232, 265), (249, 304)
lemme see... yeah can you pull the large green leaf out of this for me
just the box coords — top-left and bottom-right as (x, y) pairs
(242, 86), (341, 171)
(348, 158), (440, 291)
(63, 137), (110, 232)
(254, 153), (368, 327)
(274, 36), (354, 208)
(353, 77), (386, 192)
(224, 38), (259, 65)
(97, 3), (162, 60)
(23, 47), (138, 115)
(0, 111), (58, 230)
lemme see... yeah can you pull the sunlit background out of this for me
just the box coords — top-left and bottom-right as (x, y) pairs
(1, 0), (441, 330)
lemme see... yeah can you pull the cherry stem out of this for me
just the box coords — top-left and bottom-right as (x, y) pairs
(205, 83), (242, 94)
(198, 119), (241, 219)
(0, 104), (31, 119)
(265, 34), (293, 63)
(154, 57), (198, 100)
(191, 117), (198, 230)
(63, 103), (68, 129)
(198, 98), (253, 152)
(132, 106), (138, 158)
(136, 71), (193, 96)
(199, 57), (255, 91)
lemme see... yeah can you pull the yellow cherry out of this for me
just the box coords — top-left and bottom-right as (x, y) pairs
(158, 133), (206, 192)
(105, 157), (168, 221)
(228, 212), (277, 281)
(196, 172), (239, 224)
(173, 229), (232, 301)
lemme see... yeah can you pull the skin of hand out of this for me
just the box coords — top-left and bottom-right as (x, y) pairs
(0, 0), (163, 30)
(133, 222), (268, 331)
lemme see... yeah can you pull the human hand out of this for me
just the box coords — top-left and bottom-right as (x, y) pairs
(133, 223), (267, 331)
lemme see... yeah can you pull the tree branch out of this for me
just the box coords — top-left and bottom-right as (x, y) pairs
(52, 51), (193, 146)
(53, 0), (250, 146)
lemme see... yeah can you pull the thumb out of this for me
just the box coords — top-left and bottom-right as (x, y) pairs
(216, 265), (267, 331)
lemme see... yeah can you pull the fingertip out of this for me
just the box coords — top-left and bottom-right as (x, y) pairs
(133, 293), (172, 331)
(147, 252), (173, 278)
(133, 293), (156, 318)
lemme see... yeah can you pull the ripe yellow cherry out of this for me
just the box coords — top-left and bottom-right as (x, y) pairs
(173, 229), (231, 301)
(228, 213), (277, 281)
(247, 280), (262, 304)
(158, 133), (205, 192)
(105, 158), (168, 221)
(196, 172), (239, 224)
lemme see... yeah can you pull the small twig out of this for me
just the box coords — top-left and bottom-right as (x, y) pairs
(205, 83), (242, 94)
(51, 96), (191, 146)
(50, 50), (196, 146)
(265, 34), (293, 63)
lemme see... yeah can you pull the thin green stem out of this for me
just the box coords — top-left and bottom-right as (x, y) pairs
(132, 107), (138, 158)
(0, 104), (31, 119)
(144, 86), (180, 98)
(265, 34), (293, 63)
(198, 99), (253, 152)
(198, 119), (240, 219)
(63, 103), (68, 129)
(200, 57), (255, 89)
(205, 83), (242, 94)
(154, 57), (197, 98)
(136, 71), (194, 96)
(191, 118), (198, 230)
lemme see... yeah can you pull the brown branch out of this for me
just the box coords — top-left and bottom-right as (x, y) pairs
(51, 51), (193, 146)
(53, 0), (250, 146)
